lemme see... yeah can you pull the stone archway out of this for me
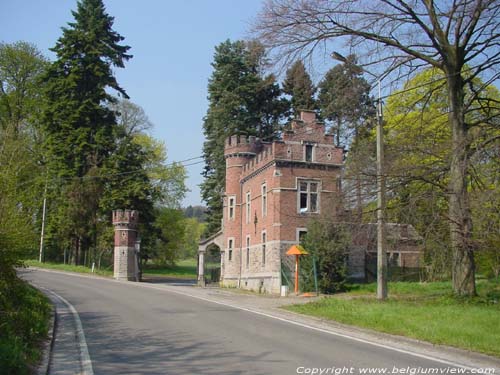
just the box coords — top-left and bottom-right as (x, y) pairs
(197, 230), (223, 286)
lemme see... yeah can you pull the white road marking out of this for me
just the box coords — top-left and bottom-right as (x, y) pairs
(37, 284), (94, 375)
(29, 268), (486, 372)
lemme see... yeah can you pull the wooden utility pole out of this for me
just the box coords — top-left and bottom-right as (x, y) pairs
(376, 80), (388, 300)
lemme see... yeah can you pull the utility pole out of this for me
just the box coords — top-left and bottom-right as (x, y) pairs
(376, 80), (387, 300)
(331, 52), (387, 299)
(39, 177), (48, 263)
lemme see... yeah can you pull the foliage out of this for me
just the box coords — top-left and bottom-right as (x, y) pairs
(0, 278), (51, 374)
(0, 42), (47, 274)
(181, 218), (206, 259)
(380, 68), (500, 280)
(282, 60), (316, 116)
(183, 205), (207, 222)
(318, 54), (374, 146)
(0, 41), (48, 133)
(201, 39), (286, 234)
(40, 0), (132, 265)
(152, 208), (186, 265)
(300, 219), (350, 294)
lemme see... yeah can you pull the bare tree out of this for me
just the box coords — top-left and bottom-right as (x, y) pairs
(253, 0), (500, 296)
(110, 98), (153, 136)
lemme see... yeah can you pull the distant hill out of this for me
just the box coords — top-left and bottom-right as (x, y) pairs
(183, 205), (207, 222)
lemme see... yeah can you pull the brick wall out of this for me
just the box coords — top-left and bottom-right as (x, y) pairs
(221, 111), (343, 293)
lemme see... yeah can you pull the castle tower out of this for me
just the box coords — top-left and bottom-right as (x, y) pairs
(112, 209), (139, 281)
(223, 135), (261, 281)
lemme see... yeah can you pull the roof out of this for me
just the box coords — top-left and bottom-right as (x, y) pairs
(286, 245), (309, 255)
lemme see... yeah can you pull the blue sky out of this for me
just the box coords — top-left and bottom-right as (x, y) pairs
(0, 0), (265, 207)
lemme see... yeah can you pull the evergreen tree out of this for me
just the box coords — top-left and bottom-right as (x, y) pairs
(41, 0), (131, 264)
(318, 55), (374, 147)
(282, 60), (316, 117)
(201, 40), (284, 234)
(43, 0), (131, 176)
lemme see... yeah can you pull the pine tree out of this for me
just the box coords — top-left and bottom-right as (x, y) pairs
(282, 60), (316, 117)
(318, 55), (373, 147)
(41, 0), (131, 264)
(43, 0), (131, 177)
(201, 40), (284, 234)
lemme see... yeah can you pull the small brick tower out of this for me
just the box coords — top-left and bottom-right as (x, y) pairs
(112, 209), (139, 281)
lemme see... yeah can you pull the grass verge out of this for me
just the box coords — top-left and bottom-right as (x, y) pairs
(284, 279), (500, 357)
(0, 277), (52, 374)
(25, 260), (113, 277)
(25, 258), (198, 279)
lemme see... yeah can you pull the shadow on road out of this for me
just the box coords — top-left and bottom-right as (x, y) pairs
(80, 311), (283, 375)
(141, 275), (197, 287)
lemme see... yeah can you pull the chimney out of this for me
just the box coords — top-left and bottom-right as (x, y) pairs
(300, 110), (316, 123)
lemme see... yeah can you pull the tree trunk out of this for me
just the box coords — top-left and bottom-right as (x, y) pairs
(446, 73), (476, 296)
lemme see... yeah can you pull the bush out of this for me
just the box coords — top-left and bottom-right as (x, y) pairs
(0, 277), (51, 374)
(300, 220), (350, 294)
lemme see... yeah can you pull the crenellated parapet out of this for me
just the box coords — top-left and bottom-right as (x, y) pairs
(112, 209), (139, 228)
(241, 143), (274, 179)
(224, 134), (262, 159)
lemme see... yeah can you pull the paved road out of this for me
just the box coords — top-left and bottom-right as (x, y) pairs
(22, 269), (473, 375)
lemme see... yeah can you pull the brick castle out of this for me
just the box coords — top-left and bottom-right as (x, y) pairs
(219, 110), (343, 293)
(197, 110), (422, 294)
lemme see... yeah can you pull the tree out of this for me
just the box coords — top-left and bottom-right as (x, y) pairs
(41, 0), (131, 264)
(110, 98), (153, 136)
(318, 54), (373, 146)
(201, 40), (285, 234)
(301, 219), (349, 294)
(283, 60), (316, 116)
(0, 41), (47, 134)
(378, 68), (500, 280)
(0, 42), (47, 273)
(254, 0), (500, 296)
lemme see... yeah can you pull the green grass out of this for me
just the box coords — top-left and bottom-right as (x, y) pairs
(284, 279), (500, 357)
(142, 258), (198, 279)
(25, 260), (113, 277)
(0, 278), (52, 374)
(25, 258), (199, 279)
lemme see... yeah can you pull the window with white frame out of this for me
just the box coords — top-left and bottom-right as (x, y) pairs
(228, 238), (233, 261)
(262, 231), (266, 266)
(261, 183), (267, 217)
(298, 180), (319, 213)
(246, 192), (251, 223)
(246, 236), (250, 269)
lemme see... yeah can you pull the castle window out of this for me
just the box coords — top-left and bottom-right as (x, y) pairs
(305, 144), (314, 162)
(246, 192), (251, 224)
(261, 184), (267, 217)
(297, 229), (308, 243)
(228, 196), (235, 220)
(228, 238), (233, 261)
(298, 180), (319, 213)
(262, 231), (266, 266)
(246, 236), (250, 269)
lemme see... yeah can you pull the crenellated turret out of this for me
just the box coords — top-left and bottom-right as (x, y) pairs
(224, 134), (261, 158)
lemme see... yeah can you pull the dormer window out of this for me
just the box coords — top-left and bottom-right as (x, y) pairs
(305, 144), (313, 162)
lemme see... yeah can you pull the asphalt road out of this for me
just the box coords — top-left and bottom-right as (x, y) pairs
(22, 269), (465, 375)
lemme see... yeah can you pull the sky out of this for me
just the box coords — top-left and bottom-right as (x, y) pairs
(0, 0), (266, 207)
